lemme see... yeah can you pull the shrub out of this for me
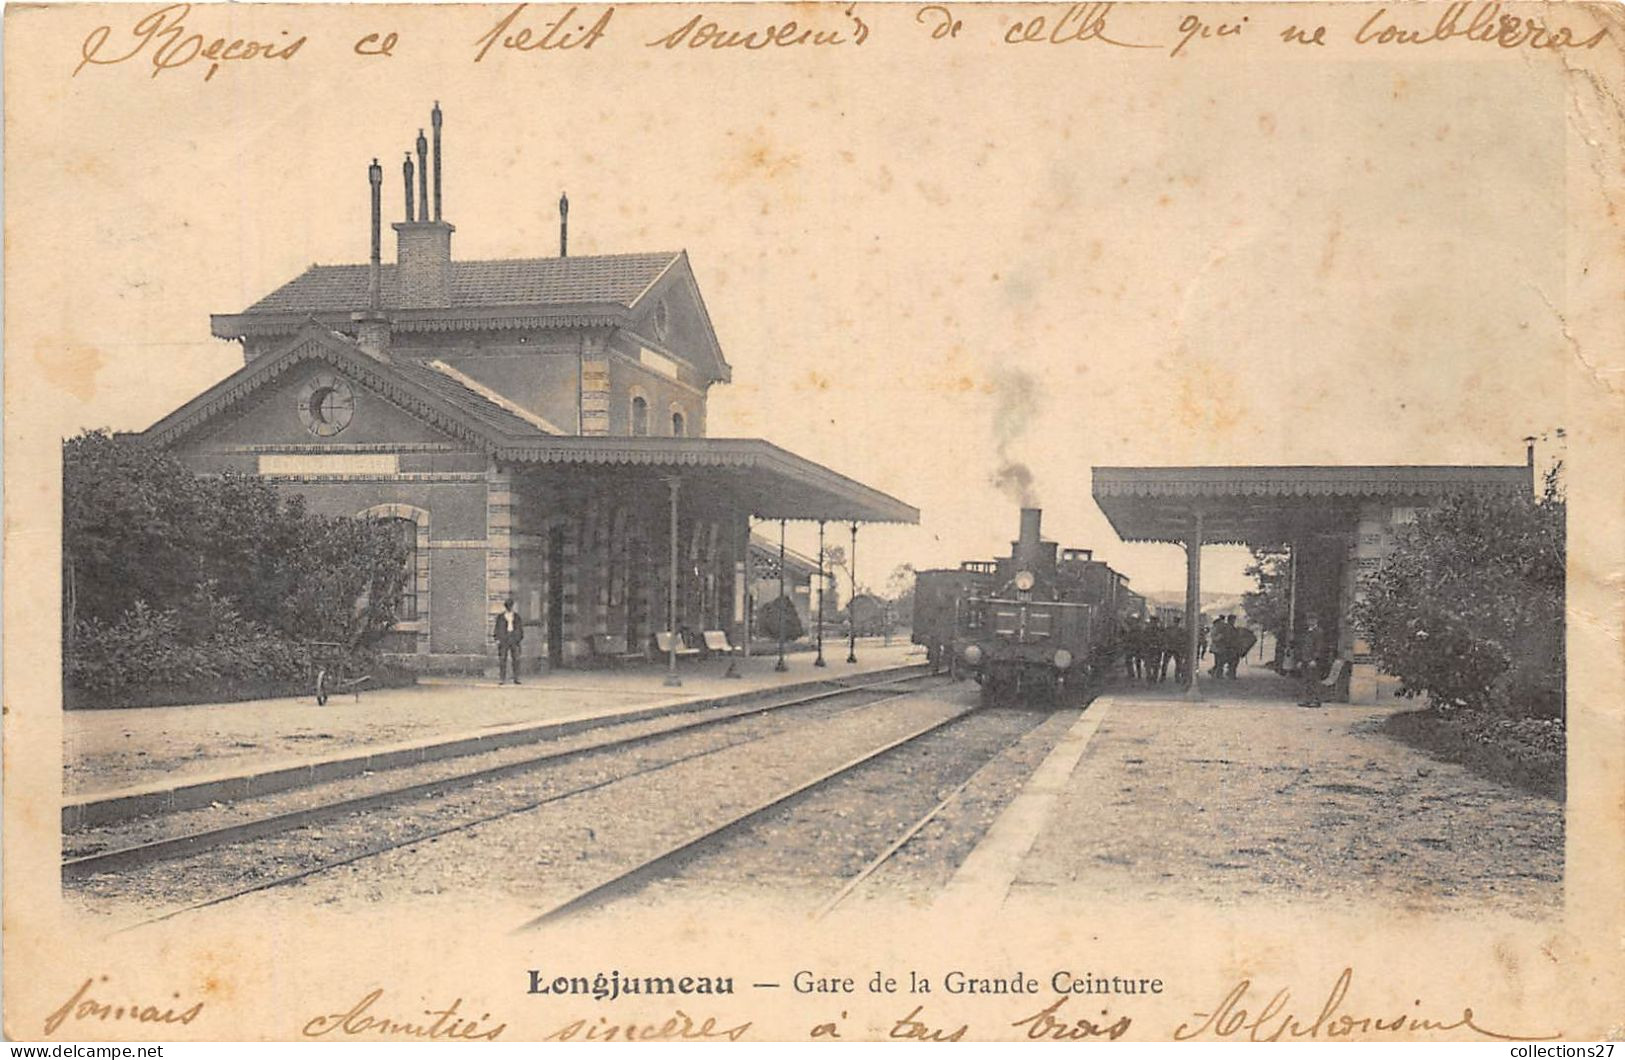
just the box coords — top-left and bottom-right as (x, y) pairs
(755, 595), (805, 641)
(63, 430), (410, 703)
(1354, 472), (1564, 719)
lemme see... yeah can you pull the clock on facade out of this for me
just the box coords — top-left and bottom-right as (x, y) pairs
(298, 373), (356, 437)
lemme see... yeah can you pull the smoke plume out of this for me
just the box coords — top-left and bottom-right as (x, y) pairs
(989, 367), (1042, 507)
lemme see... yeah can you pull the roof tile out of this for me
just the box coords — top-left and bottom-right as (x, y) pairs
(245, 252), (681, 314)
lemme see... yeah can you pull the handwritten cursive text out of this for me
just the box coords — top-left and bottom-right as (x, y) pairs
(76, 4), (304, 81)
(1354, 3), (1606, 49)
(302, 989), (506, 1040)
(543, 1009), (752, 1041)
(43, 977), (204, 1037)
(1012, 996), (1134, 1040)
(1174, 967), (1562, 1042)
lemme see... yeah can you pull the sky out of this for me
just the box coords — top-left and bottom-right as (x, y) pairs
(8, 4), (1570, 597)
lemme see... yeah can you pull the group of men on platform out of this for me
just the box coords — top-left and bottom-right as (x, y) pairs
(1118, 612), (1257, 686)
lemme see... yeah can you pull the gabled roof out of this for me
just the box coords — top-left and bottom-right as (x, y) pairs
(141, 323), (548, 450)
(140, 323), (916, 524)
(749, 535), (825, 579)
(211, 250), (731, 384)
(242, 252), (683, 314)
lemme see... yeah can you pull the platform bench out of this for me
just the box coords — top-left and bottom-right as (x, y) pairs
(654, 631), (702, 661)
(701, 630), (735, 658)
(590, 634), (648, 666)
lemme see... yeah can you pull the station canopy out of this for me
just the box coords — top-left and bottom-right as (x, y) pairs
(1092, 465), (1530, 547)
(505, 436), (919, 524)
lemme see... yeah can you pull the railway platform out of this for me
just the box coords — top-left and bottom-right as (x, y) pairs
(63, 639), (923, 830)
(937, 657), (1562, 919)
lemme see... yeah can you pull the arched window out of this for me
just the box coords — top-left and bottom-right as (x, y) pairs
(359, 504), (429, 639)
(631, 395), (649, 437)
(384, 517), (420, 619)
(671, 411), (686, 437)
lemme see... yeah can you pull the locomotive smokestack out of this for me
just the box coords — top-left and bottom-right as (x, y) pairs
(1015, 507), (1042, 568)
(1020, 508), (1042, 548)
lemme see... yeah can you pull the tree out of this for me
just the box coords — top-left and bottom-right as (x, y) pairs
(823, 544), (851, 605)
(1241, 546), (1291, 659)
(63, 430), (410, 698)
(884, 563), (916, 627)
(1353, 473), (1564, 717)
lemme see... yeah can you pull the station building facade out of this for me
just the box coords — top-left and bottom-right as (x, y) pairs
(135, 107), (915, 673)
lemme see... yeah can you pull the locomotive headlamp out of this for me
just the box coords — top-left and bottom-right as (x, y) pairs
(963, 644), (983, 665)
(1014, 570), (1036, 592)
(1053, 649), (1074, 670)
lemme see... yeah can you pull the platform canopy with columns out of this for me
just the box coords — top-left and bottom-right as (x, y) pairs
(1092, 464), (1532, 699)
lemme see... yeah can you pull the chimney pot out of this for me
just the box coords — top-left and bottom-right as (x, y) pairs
(431, 103), (443, 222)
(367, 158), (383, 311)
(559, 191), (570, 258)
(415, 129), (429, 222)
(403, 153), (416, 222)
(355, 157), (392, 360)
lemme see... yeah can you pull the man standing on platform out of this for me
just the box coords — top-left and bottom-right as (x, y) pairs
(1229, 620), (1257, 678)
(1297, 616), (1325, 707)
(1122, 614), (1144, 680)
(494, 597), (525, 685)
(1165, 614), (1186, 684)
(1143, 615), (1164, 683)
(1209, 615), (1233, 678)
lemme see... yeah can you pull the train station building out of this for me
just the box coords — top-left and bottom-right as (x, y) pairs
(133, 105), (916, 675)
(1092, 463), (1533, 702)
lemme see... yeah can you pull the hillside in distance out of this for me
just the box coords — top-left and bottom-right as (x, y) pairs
(1141, 590), (1250, 616)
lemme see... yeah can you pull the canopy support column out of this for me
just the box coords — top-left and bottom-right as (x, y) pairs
(814, 520), (827, 667)
(664, 476), (681, 688)
(1185, 507), (1203, 698)
(846, 523), (859, 664)
(725, 513), (744, 678)
(1285, 539), (1299, 670)
(775, 519), (789, 672)
(742, 517), (753, 659)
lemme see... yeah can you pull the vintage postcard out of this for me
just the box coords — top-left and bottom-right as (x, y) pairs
(4, 0), (1623, 1043)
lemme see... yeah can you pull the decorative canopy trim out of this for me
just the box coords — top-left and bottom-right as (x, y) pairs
(1092, 465), (1531, 546)
(1093, 464), (1531, 498)
(495, 437), (920, 524)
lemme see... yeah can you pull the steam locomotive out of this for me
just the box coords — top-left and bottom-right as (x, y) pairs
(913, 508), (1141, 706)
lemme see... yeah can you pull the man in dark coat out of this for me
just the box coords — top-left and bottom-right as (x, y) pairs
(1121, 616), (1143, 680)
(1143, 616), (1163, 683)
(1297, 616), (1325, 707)
(1209, 615), (1232, 677)
(493, 597), (525, 685)
(1228, 620), (1257, 678)
(1164, 615), (1186, 684)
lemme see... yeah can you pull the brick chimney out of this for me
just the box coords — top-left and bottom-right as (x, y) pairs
(392, 104), (454, 309)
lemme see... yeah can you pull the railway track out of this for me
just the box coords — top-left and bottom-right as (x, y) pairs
(513, 703), (1063, 929)
(512, 709), (973, 929)
(73, 670), (949, 928)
